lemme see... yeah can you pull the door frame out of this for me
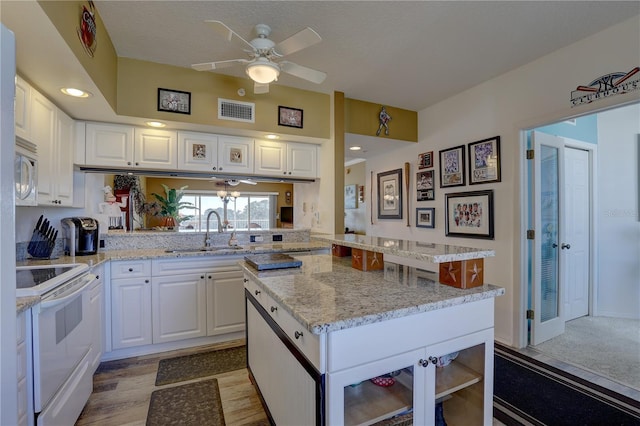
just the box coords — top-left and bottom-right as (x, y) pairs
(518, 123), (599, 348)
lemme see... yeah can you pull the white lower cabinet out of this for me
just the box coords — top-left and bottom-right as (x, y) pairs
(245, 278), (495, 426)
(109, 257), (245, 351)
(152, 273), (207, 343)
(17, 309), (33, 426)
(206, 266), (245, 336)
(88, 264), (105, 372)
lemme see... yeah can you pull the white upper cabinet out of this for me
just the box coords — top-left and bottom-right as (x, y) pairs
(14, 75), (31, 141)
(255, 140), (317, 178)
(85, 123), (177, 170)
(217, 135), (254, 174)
(177, 131), (218, 172)
(85, 123), (134, 167)
(134, 128), (178, 169)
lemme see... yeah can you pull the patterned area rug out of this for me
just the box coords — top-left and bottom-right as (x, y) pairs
(146, 379), (225, 426)
(155, 346), (246, 386)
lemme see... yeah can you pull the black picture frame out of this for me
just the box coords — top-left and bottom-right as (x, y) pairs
(157, 88), (191, 114)
(377, 168), (403, 219)
(468, 136), (501, 184)
(439, 145), (466, 187)
(278, 106), (303, 128)
(418, 151), (434, 169)
(416, 207), (435, 228)
(445, 190), (494, 239)
(417, 170), (435, 201)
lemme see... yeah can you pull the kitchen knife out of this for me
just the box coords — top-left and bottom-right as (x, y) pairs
(28, 215), (44, 252)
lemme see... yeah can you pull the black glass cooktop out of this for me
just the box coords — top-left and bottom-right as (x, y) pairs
(16, 266), (74, 289)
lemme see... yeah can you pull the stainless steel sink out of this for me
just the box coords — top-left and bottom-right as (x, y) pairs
(164, 246), (244, 253)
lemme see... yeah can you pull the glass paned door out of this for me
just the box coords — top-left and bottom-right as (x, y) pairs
(531, 131), (565, 344)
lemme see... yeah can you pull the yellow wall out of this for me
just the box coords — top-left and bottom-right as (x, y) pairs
(39, 1), (118, 110)
(117, 58), (330, 139)
(345, 98), (418, 142)
(144, 177), (293, 229)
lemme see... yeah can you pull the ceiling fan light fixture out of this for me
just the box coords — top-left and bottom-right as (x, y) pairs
(246, 58), (280, 84)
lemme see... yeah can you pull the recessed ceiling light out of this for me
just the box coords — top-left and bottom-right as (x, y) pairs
(349, 146), (362, 151)
(61, 87), (92, 98)
(145, 121), (166, 128)
(266, 134), (280, 139)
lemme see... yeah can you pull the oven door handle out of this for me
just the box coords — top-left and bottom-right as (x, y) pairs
(40, 274), (96, 309)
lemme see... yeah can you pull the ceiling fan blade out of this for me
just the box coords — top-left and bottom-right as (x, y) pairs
(274, 27), (322, 57)
(280, 61), (327, 84)
(254, 81), (270, 94)
(191, 59), (249, 71)
(205, 20), (255, 52)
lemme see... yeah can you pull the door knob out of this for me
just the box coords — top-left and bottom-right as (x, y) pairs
(561, 243), (571, 250)
(552, 243), (558, 248)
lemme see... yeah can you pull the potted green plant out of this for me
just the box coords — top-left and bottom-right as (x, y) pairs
(151, 184), (195, 230)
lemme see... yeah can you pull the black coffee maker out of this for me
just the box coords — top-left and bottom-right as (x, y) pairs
(61, 217), (99, 256)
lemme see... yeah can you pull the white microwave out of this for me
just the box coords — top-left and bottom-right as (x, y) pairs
(15, 138), (38, 206)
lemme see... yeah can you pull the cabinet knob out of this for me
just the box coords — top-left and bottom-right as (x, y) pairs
(212, 167), (217, 170)
(145, 279), (149, 283)
(270, 306), (277, 313)
(208, 275), (212, 279)
(128, 268), (133, 272)
(201, 275), (205, 279)
(294, 331), (303, 339)
(96, 275), (100, 280)
(135, 162), (139, 166)
(243, 278), (248, 283)
(418, 357), (438, 367)
(288, 172), (292, 175)
(219, 167), (223, 171)
(255, 290), (261, 295)
(127, 161), (132, 166)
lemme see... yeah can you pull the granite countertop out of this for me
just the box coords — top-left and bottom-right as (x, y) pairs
(16, 241), (330, 313)
(312, 234), (496, 263)
(241, 254), (505, 335)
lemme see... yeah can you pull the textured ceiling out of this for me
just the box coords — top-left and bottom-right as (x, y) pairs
(95, 1), (639, 112)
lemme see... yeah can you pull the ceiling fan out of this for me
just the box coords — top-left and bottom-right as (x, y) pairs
(192, 21), (327, 94)
(214, 178), (257, 187)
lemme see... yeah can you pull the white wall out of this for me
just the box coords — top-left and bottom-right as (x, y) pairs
(596, 104), (640, 319)
(366, 16), (640, 345)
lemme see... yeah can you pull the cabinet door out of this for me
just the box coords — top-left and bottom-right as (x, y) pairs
(424, 329), (493, 426)
(15, 76), (31, 141)
(134, 128), (177, 169)
(31, 91), (56, 204)
(111, 277), (152, 349)
(17, 310), (33, 426)
(327, 347), (425, 426)
(206, 268), (245, 336)
(88, 277), (104, 373)
(247, 302), (317, 425)
(55, 109), (75, 206)
(177, 131), (218, 172)
(85, 123), (134, 167)
(255, 140), (286, 176)
(287, 142), (317, 178)
(152, 273), (207, 344)
(217, 135), (254, 174)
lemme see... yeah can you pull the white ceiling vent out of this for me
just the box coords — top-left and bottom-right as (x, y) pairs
(218, 98), (255, 123)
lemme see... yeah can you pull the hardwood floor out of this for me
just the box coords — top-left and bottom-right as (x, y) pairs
(75, 339), (269, 426)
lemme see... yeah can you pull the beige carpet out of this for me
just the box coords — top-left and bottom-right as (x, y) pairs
(146, 379), (225, 426)
(533, 316), (640, 389)
(155, 346), (246, 386)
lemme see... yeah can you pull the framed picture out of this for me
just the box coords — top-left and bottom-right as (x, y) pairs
(345, 184), (357, 209)
(468, 136), (501, 184)
(439, 145), (466, 187)
(416, 170), (435, 201)
(445, 190), (494, 239)
(416, 207), (435, 228)
(278, 106), (303, 128)
(418, 151), (434, 169)
(377, 168), (403, 219)
(157, 88), (191, 114)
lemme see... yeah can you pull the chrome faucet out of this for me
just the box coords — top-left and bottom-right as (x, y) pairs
(204, 210), (223, 248)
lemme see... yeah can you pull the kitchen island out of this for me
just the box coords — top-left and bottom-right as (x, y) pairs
(241, 246), (504, 426)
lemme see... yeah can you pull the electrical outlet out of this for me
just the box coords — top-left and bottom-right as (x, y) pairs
(99, 239), (105, 248)
(251, 235), (264, 242)
(273, 234), (283, 242)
